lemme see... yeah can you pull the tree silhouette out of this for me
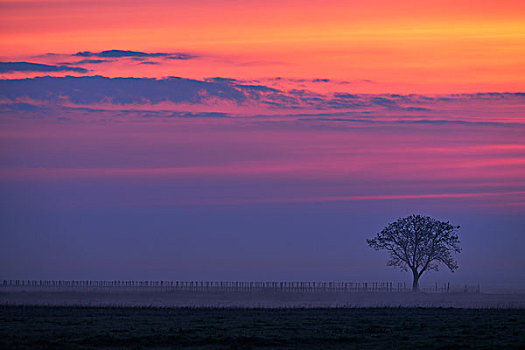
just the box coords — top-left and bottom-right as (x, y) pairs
(367, 214), (461, 291)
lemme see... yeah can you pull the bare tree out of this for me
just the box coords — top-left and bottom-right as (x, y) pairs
(367, 214), (461, 291)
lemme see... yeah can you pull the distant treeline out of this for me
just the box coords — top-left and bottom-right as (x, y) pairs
(1, 280), (480, 293)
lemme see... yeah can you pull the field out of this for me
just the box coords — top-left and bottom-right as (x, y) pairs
(2, 286), (524, 348)
(1, 287), (524, 308)
(1, 305), (524, 349)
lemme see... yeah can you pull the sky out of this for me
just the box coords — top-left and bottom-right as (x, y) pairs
(0, 0), (524, 289)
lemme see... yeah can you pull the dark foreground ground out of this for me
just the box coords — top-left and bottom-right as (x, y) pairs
(1, 306), (524, 349)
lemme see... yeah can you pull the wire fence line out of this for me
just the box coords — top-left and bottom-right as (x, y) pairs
(1, 280), (480, 293)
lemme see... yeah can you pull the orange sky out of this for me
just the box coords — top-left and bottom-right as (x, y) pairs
(1, 0), (524, 93)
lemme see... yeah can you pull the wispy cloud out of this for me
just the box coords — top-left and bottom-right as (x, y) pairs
(163, 53), (197, 60)
(0, 75), (280, 106)
(0, 76), (247, 104)
(1, 75), (524, 127)
(62, 59), (109, 65)
(74, 50), (196, 60)
(0, 61), (87, 73)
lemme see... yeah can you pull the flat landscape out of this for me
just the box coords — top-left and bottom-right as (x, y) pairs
(2, 286), (525, 308)
(1, 305), (524, 349)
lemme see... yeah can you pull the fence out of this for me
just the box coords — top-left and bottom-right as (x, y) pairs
(1, 280), (479, 293)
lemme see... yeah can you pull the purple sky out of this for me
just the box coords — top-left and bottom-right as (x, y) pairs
(2, 2), (525, 292)
(0, 83), (524, 288)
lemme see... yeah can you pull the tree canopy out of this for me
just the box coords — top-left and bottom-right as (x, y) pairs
(367, 214), (461, 291)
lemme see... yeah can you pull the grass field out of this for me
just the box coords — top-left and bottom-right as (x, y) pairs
(2, 288), (525, 308)
(1, 305), (524, 349)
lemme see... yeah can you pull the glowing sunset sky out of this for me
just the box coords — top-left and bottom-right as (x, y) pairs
(2, 0), (525, 92)
(0, 0), (524, 287)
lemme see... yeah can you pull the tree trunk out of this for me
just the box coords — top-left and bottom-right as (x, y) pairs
(412, 269), (420, 292)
